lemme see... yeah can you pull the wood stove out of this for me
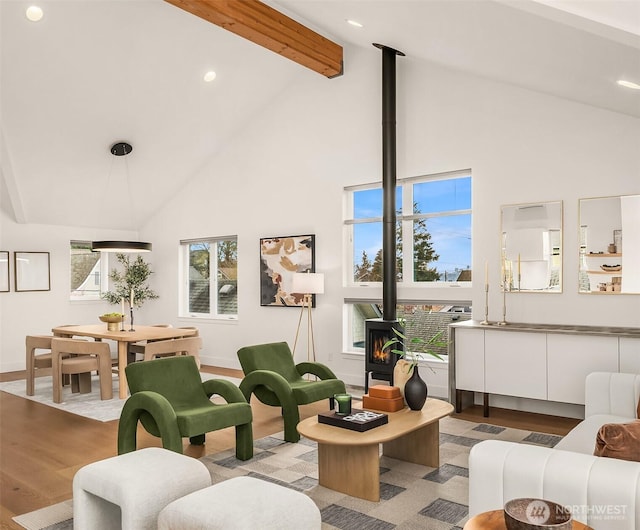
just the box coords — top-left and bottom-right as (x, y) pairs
(365, 318), (403, 393)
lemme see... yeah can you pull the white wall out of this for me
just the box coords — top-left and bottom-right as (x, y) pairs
(0, 194), (143, 371)
(2, 45), (639, 384)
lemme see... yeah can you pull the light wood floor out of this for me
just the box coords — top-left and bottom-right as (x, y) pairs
(0, 368), (580, 530)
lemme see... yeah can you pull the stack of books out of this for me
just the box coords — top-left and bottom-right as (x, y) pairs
(362, 385), (405, 412)
(318, 409), (388, 432)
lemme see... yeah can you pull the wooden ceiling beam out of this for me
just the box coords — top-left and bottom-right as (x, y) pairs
(164, 0), (343, 78)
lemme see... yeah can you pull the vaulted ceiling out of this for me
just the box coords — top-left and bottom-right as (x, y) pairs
(2, 0), (639, 231)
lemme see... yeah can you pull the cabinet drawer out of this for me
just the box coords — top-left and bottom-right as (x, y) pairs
(547, 334), (618, 404)
(620, 338), (640, 374)
(485, 331), (546, 400)
(455, 328), (485, 392)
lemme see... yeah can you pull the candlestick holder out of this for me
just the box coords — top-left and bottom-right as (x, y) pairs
(129, 305), (135, 332)
(481, 284), (491, 325)
(120, 315), (126, 332)
(498, 283), (507, 326)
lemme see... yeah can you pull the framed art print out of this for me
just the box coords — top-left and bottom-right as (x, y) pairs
(15, 251), (51, 292)
(0, 251), (8, 292)
(260, 235), (315, 306)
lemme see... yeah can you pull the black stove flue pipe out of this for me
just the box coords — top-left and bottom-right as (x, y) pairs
(373, 43), (405, 322)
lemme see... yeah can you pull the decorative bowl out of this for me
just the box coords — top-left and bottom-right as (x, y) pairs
(99, 314), (124, 323)
(504, 498), (572, 530)
(600, 264), (621, 272)
(99, 314), (124, 331)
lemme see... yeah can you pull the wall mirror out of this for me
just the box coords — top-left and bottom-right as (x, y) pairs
(501, 201), (563, 293)
(579, 194), (640, 294)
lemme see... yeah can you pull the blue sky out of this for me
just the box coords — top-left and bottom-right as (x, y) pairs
(353, 177), (471, 277)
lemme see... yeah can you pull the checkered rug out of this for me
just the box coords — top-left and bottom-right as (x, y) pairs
(12, 416), (562, 530)
(201, 416), (562, 529)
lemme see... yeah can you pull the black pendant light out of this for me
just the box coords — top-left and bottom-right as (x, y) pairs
(91, 240), (152, 252)
(91, 142), (152, 253)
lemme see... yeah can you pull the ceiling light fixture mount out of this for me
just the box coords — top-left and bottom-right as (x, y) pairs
(111, 141), (133, 156)
(91, 142), (152, 253)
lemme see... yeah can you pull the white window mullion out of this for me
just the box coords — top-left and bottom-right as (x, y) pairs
(210, 241), (218, 315)
(402, 182), (414, 284)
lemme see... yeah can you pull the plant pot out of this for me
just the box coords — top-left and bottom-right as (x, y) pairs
(404, 365), (427, 410)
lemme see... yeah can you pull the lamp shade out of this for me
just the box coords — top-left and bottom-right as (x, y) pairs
(291, 272), (324, 294)
(91, 241), (152, 253)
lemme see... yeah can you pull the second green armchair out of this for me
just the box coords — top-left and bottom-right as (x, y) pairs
(237, 341), (346, 442)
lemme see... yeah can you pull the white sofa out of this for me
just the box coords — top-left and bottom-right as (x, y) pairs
(469, 372), (640, 529)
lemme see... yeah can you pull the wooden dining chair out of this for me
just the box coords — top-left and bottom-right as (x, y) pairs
(26, 335), (54, 396)
(127, 324), (173, 363)
(26, 328), (77, 395)
(142, 337), (203, 368)
(51, 338), (113, 403)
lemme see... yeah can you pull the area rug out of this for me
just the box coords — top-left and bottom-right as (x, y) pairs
(12, 416), (563, 530)
(0, 373), (242, 422)
(0, 376), (364, 423)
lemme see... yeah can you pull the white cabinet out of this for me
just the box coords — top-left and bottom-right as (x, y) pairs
(485, 331), (547, 400)
(455, 328), (484, 392)
(620, 338), (640, 373)
(547, 334), (618, 404)
(450, 321), (640, 412)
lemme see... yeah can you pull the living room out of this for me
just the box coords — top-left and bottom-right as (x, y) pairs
(1, 1), (639, 529)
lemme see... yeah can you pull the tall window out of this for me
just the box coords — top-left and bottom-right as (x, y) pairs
(180, 237), (238, 319)
(345, 170), (472, 285)
(70, 241), (106, 300)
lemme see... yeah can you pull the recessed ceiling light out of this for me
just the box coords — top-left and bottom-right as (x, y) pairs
(26, 6), (43, 22)
(203, 71), (217, 83)
(617, 79), (640, 90)
(346, 19), (363, 28)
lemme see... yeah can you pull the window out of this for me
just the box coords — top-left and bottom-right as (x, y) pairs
(345, 170), (472, 285)
(346, 301), (472, 354)
(180, 237), (238, 319)
(70, 241), (107, 300)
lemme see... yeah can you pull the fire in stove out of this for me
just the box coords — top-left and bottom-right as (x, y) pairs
(371, 334), (391, 365)
(365, 319), (402, 393)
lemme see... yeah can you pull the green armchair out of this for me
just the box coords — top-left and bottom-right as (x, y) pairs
(118, 355), (253, 460)
(237, 341), (346, 443)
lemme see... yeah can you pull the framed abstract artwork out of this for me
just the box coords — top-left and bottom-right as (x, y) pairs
(15, 251), (51, 292)
(0, 251), (8, 292)
(260, 235), (315, 307)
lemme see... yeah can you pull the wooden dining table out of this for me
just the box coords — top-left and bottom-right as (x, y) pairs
(51, 324), (198, 399)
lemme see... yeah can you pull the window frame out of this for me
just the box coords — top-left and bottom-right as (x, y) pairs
(343, 299), (472, 356)
(344, 169), (472, 288)
(179, 236), (238, 320)
(69, 240), (109, 301)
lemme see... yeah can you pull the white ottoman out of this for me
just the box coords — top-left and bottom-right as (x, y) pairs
(158, 476), (322, 529)
(73, 447), (211, 530)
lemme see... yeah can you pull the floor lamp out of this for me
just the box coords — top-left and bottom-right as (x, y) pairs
(291, 272), (325, 364)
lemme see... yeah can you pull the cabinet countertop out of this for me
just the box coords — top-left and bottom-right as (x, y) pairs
(449, 319), (640, 338)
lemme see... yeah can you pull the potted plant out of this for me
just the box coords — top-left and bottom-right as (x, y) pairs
(102, 253), (159, 312)
(383, 317), (448, 410)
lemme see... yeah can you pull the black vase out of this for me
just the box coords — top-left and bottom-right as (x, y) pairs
(404, 365), (427, 410)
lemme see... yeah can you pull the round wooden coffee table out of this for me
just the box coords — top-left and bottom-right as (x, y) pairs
(464, 510), (593, 529)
